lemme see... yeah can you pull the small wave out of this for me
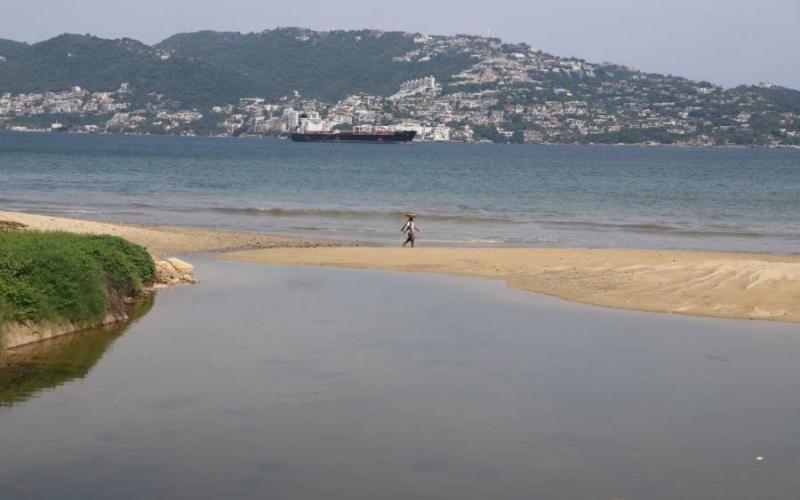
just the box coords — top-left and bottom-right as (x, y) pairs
(0, 197), (162, 213)
(46, 208), (110, 215)
(127, 202), (165, 209)
(6, 207), (146, 217)
(207, 206), (518, 224)
(5, 207), (109, 215)
(537, 219), (788, 238)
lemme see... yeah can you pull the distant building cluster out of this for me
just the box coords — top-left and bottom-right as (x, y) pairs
(0, 85), (129, 120)
(1, 32), (799, 146)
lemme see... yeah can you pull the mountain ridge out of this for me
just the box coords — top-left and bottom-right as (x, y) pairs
(0, 28), (798, 145)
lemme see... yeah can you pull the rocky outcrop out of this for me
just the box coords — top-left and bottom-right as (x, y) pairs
(152, 257), (198, 287)
(166, 257), (194, 274)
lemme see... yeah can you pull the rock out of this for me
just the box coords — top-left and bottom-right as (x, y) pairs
(154, 258), (197, 286)
(155, 260), (180, 284)
(166, 257), (194, 275)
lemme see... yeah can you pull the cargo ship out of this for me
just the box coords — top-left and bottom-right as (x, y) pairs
(290, 129), (417, 143)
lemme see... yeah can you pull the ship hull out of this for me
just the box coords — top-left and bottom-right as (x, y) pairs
(290, 130), (417, 143)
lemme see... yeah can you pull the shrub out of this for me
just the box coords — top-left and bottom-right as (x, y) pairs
(0, 231), (154, 326)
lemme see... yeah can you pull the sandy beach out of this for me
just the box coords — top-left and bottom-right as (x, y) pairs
(0, 210), (335, 257)
(3, 210), (799, 323)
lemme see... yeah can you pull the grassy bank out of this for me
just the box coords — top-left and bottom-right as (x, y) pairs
(0, 230), (155, 336)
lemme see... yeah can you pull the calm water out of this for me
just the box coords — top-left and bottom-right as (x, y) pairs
(1, 132), (799, 252)
(1, 261), (799, 499)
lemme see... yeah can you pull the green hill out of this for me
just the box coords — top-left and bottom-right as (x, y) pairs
(0, 29), (472, 106)
(0, 28), (798, 145)
(0, 34), (245, 106)
(156, 29), (472, 102)
(0, 38), (27, 59)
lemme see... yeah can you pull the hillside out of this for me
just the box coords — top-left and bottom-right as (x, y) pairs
(0, 34), (245, 106)
(0, 39), (27, 59)
(0, 28), (799, 145)
(0, 29), (472, 105)
(156, 29), (472, 102)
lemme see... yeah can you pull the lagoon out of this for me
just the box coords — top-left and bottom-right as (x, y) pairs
(2, 260), (799, 499)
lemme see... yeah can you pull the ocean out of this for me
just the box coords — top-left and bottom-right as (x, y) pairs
(1, 131), (799, 252)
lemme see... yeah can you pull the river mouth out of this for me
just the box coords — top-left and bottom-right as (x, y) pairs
(0, 260), (798, 499)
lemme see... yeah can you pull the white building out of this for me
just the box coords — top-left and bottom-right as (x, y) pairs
(429, 126), (450, 142)
(283, 108), (300, 130)
(390, 76), (439, 99)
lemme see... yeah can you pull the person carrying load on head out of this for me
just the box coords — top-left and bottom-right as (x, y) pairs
(401, 213), (419, 247)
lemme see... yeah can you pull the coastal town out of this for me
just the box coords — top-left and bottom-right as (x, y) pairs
(1, 30), (799, 145)
(4, 6), (800, 499)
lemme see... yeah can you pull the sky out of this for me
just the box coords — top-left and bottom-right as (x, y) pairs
(2, 0), (798, 89)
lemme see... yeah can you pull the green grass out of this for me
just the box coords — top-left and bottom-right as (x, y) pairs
(0, 231), (155, 328)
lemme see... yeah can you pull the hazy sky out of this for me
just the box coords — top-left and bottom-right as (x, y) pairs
(3, 0), (798, 88)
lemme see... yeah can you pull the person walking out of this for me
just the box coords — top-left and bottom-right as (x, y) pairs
(401, 213), (419, 247)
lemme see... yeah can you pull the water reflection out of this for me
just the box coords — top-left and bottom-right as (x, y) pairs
(1, 263), (799, 499)
(0, 296), (153, 406)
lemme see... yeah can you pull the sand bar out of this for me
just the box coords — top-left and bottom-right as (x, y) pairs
(224, 246), (800, 323)
(4, 210), (799, 323)
(0, 210), (334, 257)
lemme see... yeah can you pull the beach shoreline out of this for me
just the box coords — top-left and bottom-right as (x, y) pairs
(0, 210), (342, 258)
(3, 210), (799, 324)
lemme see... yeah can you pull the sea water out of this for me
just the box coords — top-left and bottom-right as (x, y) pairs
(1, 131), (799, 252)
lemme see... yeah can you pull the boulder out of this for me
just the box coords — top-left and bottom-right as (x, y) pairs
(154, 258), (198, 286)
(166, 257), (194, 275)
(155, 257), (198, 288)
(155, 260), (180, 284)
